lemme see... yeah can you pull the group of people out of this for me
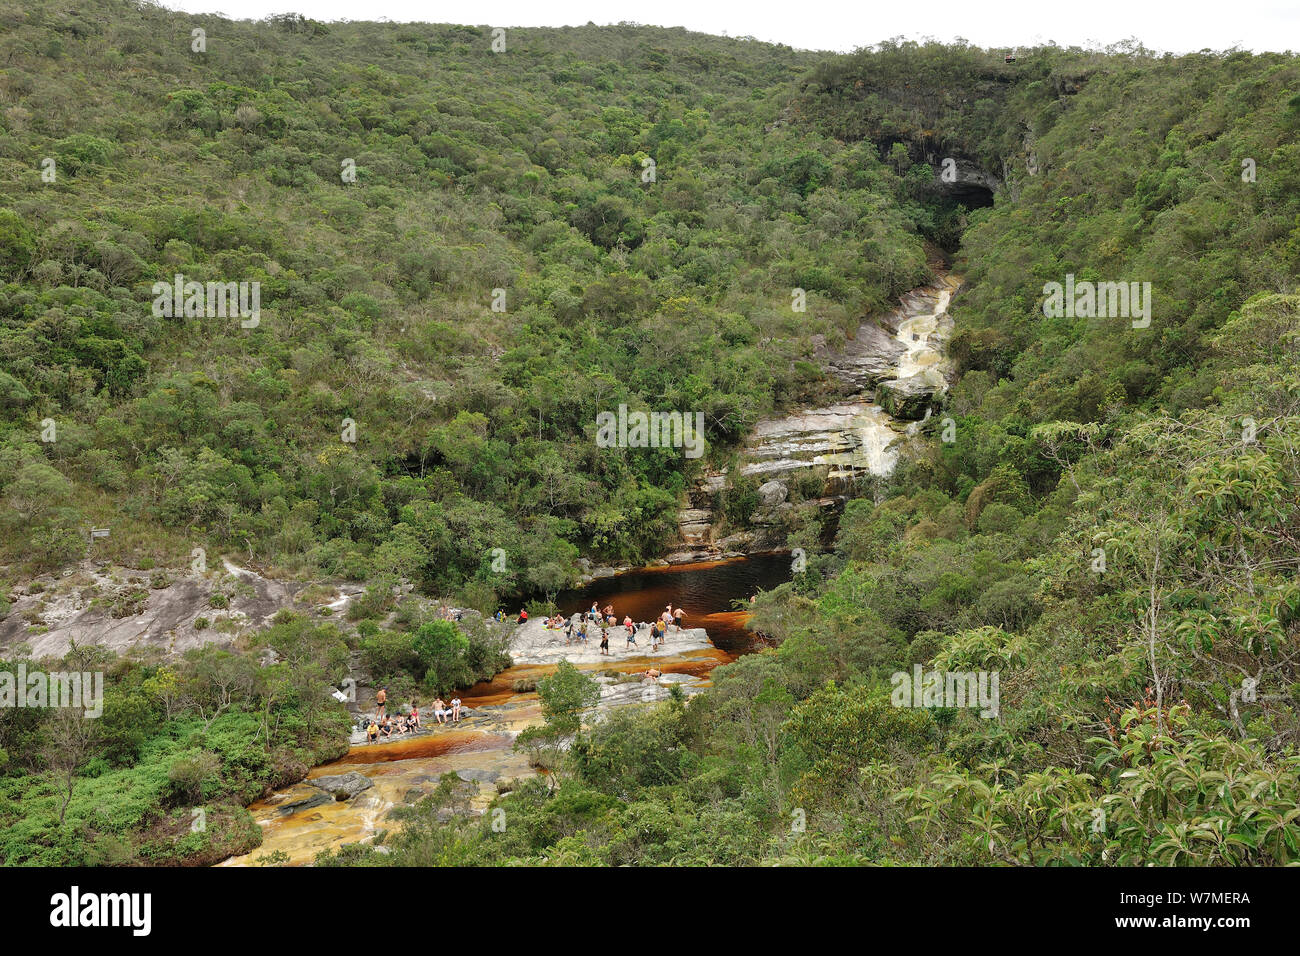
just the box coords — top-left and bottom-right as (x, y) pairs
(365, 710), (420, 741)
(363, 687), (464, 744)
(536, 602), (689, 656)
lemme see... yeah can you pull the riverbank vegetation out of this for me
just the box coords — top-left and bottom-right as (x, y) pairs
(0, 612), (351, 864)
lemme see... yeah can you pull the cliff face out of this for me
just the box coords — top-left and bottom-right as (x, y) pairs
(0, 559), (362, 660)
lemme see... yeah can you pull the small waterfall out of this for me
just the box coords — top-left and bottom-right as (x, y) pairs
(673, 267), (960, 558)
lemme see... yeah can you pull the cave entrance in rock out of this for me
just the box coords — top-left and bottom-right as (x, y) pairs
(948, 182), (995, 209)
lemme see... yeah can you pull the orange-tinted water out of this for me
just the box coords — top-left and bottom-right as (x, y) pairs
(554, 553), (791, 653)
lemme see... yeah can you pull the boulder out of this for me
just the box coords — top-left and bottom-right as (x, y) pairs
(310, 771), (374, 801)
(876, 376), (942, 420)
(276, 791), (334, 815)
(757, 479), (788, 508)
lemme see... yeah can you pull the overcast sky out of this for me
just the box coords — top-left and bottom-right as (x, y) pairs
(157, 0), (1299, 54)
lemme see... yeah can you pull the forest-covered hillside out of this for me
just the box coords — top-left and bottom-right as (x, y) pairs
(0, 3), (1297, 867)
(0, 1), (941, 606)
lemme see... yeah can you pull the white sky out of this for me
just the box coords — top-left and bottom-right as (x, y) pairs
(157, 0), (1299, 54)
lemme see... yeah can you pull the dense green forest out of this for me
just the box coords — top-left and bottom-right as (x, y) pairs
(0, 1), (938, 601)
(1, 2), (1298, 866)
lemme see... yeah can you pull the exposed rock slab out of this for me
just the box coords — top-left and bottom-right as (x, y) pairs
(0, 560), (358, 660)
(826, 319), (908, 389)
(310, 771), (375, 801)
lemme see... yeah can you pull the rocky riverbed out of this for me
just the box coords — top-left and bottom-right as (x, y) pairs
(220, 616), (723, 866)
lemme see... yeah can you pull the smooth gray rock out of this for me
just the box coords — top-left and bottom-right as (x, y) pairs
(757, 479), (788, 508)
(276, 791), (334, 815)
(310, 771), (374, 801)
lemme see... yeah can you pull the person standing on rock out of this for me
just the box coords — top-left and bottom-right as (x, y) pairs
(625, 621), (637, 650)
(451, 697), (462, 722)
(674, 606), (686, 631)
(376, 687), (387, 718)
(599, 628), (610, 655)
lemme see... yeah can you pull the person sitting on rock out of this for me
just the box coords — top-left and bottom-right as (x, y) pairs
(380, 716), (393, 738)
(644, 668), (661, 683)
(433, 697), (448, 724)
(409, 704), (421, 729)
(367, 719), (380, 743)
(516, 608), (528, 624)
